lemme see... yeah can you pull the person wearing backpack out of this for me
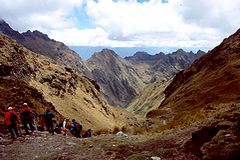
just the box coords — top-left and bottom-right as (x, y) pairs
(4, 107), (19, 139)
(45, 109), (55, 135)
(70, 119), (82, 138)
(20, 103), (35, 135)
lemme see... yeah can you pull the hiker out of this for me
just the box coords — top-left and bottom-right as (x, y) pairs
(70, 119), (82, 138)
(20, 103), (35, 135)
(37, 113), (45, 131)
(4, 107), (19, 139)
(45, 109), (54, 135)
(60, 118), (67, 136)
(83, 129), (92, 138)
(53, 120), (61, 134)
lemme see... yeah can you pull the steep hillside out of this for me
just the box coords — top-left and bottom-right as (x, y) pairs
(0, 20), (91, 77)
(87, 49), (203, 108)
(127, 80), (171, 115)
(0, 20), (204, 110)
(145, 28), (240, 159)
(87, 49), (150, 107)
(0, 33), (133, 132)
(147, 28), (240, 125)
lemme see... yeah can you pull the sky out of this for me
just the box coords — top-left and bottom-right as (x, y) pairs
(0, 0), (240, 58)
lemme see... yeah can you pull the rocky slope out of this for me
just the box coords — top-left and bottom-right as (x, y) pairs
(148, 27), (240, 122)
(0, 20), (91, 77)
(147, 28), (240, 159)
(126, 49), (205, 80)
(0, 127), (201, 160)
(87, 49), (203, 108)
(0, 20), (204, 110)
(0, 33), (134, 132)
(87, 49), (151, 107)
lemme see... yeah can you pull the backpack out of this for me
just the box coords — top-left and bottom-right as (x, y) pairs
(21, 109), (31, 117)
(10, 112), (17, 123)
(45, 112), (54, 121)
(74, 122), (82, 131)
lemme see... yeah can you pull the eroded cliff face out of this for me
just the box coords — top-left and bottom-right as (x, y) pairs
(0, 33), (132, 132)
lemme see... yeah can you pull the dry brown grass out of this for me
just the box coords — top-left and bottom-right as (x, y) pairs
(93, 128), (111, 136)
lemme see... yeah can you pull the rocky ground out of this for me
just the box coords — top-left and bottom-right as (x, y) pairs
(0, 126), (200, 160)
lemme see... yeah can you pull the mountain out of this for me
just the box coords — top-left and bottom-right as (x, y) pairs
(87, 49), (149, 107)
(126, 49), (205, 79)
(0, 20), (204, 110)
(87, 48), (204, 108)
(0, 33), (133, 133)
(148, 28), (240, 121)
(0, 20), (91, 77)
(146, 28), (240, 159)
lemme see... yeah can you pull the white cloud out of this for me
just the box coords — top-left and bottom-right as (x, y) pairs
(0, 0), (83, 32)
(179, 0), (240, 36)
(82, 0), (226, 48)
(0, 0), (239, 49)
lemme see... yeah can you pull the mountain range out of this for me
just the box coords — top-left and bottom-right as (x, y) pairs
(87, 49), (204, 107)
(0, 20), (204, 108)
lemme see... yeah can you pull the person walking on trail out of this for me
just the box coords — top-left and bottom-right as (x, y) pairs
(20, 102), (35, 135)
(70, 119), (82, 138)
(61, 118), (67, 136)
(45, 109), (55, 135)
(4, 107), (19, 139)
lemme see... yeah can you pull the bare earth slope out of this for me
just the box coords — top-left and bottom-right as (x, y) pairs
(147, 28), (240, 159)
(148, 28), (240, 124)
(0, 33), (133, 131)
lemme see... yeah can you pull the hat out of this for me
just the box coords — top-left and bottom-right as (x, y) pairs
(8, 107), (13, 110)
(23, 103), (27, 106)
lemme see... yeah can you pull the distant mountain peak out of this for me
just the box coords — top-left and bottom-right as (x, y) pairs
(22, 30), (50, 41)
(91, 48), (120, 60)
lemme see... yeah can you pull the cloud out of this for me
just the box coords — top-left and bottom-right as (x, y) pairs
(179, 0), (240, 36)
(83, 0), (223, 47)
(0, 0), (239, 49)
(0, 0), (83, 32)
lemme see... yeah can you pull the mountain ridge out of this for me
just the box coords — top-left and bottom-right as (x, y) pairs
(0, 20), (205, 109)
(0, 33), (134, 132)
(0, 20), (91, 77)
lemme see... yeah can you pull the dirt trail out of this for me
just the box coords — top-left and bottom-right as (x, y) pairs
(0, 128), (200, 160)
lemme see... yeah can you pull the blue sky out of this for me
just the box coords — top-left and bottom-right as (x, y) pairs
(0, 0), (240, 59)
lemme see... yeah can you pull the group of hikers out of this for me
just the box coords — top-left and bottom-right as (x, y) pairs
(4, 102), (91, 140)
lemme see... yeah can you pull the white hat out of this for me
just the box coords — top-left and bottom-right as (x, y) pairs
(23, 103), (27, 106)
(8, 107), (13, 110)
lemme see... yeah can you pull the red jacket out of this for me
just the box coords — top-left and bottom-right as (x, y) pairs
(20, 106), (32, 119)
(20, 106), (31, 113)
(4, 110), (18, 125)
